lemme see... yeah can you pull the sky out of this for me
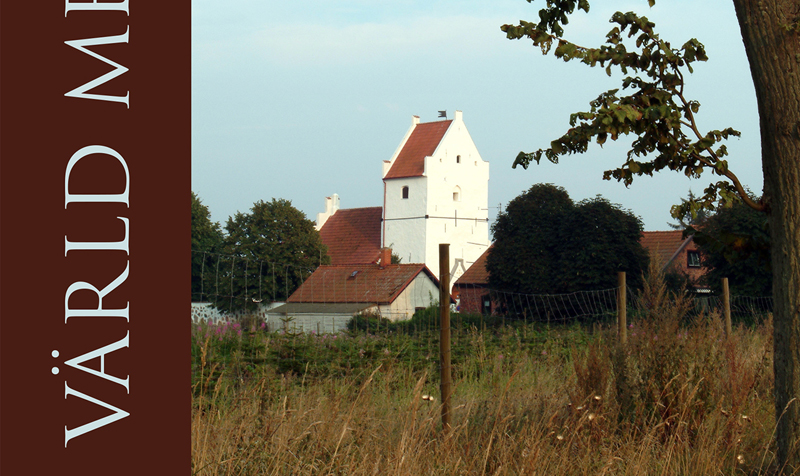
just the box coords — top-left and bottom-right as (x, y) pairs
(191, 0), (762, 234)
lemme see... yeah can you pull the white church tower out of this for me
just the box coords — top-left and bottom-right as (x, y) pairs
(382, 110), (490, 281)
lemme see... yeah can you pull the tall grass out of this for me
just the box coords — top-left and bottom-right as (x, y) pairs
(192, 271), (779, 475)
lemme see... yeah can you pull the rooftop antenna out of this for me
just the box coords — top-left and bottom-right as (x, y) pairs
(438, 110), (447, 120)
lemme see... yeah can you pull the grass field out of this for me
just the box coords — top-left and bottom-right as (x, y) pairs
(191, 276), (781, 475)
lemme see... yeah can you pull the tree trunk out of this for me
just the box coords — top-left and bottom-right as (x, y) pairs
(732, 0), (800, 470)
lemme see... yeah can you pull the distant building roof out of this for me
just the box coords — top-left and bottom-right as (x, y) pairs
(384, 120), (452, 179)
(454, 245), (492, 286)
(639, 230), (692, 269)
(318, 207), (382, 265)
(287, 263), (438, 305)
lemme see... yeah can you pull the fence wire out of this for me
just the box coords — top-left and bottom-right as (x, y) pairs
(192, 250), (774, 327)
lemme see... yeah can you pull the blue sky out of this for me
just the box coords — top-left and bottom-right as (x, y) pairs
(191, 0), (761, 233)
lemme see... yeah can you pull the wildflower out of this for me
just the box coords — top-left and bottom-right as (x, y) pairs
(556, 435), (564, 441)
(541, 350), (547, 356)
(593, 395), (602, 401)
(383, 348), (391, 356)
(422, 394), (435, 402)
(498, 354), (504, 360)
(737, 454), (745, 465)
(588, 413), (596, 421)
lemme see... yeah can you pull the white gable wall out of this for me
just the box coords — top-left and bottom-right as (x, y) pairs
(384, 111), (490, 282)
(380, 271), (440, 321)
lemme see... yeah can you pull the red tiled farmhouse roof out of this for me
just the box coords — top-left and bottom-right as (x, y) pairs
(454, 245), (492, 286)
(384, 120), (452, 179)
(318, 207), (382, 265)
(287, 264), (437, 304)
(639, 230), (692, 269)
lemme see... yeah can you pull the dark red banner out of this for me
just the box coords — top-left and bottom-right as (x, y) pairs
(1, 2), (189, 473)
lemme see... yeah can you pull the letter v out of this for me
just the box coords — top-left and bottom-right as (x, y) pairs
(64, 382), (130, 447)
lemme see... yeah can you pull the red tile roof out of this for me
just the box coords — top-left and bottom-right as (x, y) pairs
(639, 231), (691, 269)
(454, 245), (492, 286)
(287, 264), (437, 304)
(384, 120), (452, 179)
(318, 207), (382, 265)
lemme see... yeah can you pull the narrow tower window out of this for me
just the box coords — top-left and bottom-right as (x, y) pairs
(456, 155), (461, 164)
(402, 186), (409, 199)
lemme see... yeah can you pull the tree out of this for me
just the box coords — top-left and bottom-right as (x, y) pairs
(487, 184), (648, 307)
(501, 1), (800, 467)
(689, 199), (771, 296)
(212, 198), (330, 314)
(191, 192), (223, 301)
(667, 190), (708, 230)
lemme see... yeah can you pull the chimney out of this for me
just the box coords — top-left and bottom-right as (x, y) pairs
(315, 193), (340, 230)
(379, 247), (393, 268)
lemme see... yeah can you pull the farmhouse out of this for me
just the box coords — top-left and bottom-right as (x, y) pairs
(266, 249), (441, 333)
(451, 245), (492, 315)
(452, 231), (709, 314)
(639, 230), (707, 291)
(316, 110), (490, 283)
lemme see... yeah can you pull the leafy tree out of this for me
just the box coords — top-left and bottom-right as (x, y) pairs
(667, 190), (708, 230)
(211, 198), (330, 314)
(501, 1), (800, 467)
(191, 192), (223, 301)
(688, 199), (771, 296)
(487, 184), (648, 311)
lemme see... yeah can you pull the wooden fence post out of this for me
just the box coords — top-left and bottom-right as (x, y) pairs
(439, 244), (453, 432)
(722, 277), (732, 338)
(617, 271), (627, 345)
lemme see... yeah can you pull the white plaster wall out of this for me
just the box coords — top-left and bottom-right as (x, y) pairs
(384, 176), (428, 265)
(383, 111), (490, 281)
(423, 111), (490, 280)
(383, 272), (440, 321)
(269, 313), (353, 334)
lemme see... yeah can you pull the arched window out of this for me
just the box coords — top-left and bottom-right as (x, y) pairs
(453, 185), (461, 202)
(402, 186), (409, 199)
(456, 155), (461, 164)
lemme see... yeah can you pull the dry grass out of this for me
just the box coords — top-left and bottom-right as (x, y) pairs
(192, 270), (779, 475)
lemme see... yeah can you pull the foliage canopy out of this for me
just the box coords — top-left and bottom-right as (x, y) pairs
(209, 198), (330, 313)
(191, 192), (223, 301)
(501, 1), (763, 218)
(688, 199), (771, 296)
(487, 183), (648, 300)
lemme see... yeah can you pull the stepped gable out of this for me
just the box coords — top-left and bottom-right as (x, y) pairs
(384, 120), (452, 179)
(318, 207), (382, 265)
